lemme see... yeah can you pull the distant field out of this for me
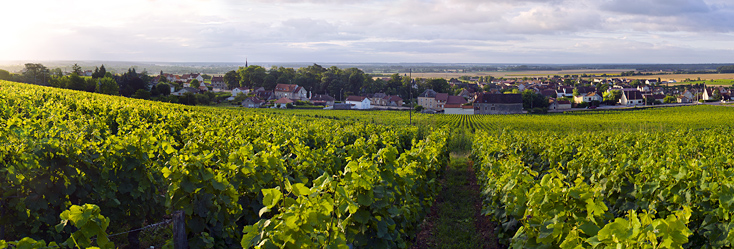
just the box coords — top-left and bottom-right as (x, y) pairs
(402, 70), (734, 83)
(406, 69), (634, 79)
(622, 74), (734, 82)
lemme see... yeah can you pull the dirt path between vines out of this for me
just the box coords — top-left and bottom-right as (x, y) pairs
(411, 154), (501, 249)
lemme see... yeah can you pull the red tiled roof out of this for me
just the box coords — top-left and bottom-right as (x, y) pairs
(275, 84), (299, 92)
(446, 95), (467, 105)
(435, 93), (449, 102)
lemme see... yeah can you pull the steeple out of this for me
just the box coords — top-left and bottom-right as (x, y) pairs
(245, 58), (248, 68)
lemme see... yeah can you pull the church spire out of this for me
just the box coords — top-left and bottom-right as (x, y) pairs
(245, 58), (248, 68)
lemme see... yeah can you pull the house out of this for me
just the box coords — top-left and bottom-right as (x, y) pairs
(677, 95), (692, 103)
(557, 87), (575, 98)
(540, 89), (557, 98)
(573, 92), (602, 104)
(211, 76), (226, 91)
(682, 90), (694, 100)
(418, 89), (440, 111)
(645, 79), (658, 85)
(446, 95), (467, 107)
(548, 98), (571, 110)
(369, 93), (388, 106)
(637, 85), (650, 92)
(274, 84), (308, 101)
(619, 90), (644, 105)
(383, 95), (404, 106)
(434, 93), (449, 110)
(241, 97), (265, 108)
(418, 89), (459, 111)
(310, 94), (335, 107)
(444, 104), (474, 115)
(345, 96), (371, 109)
(274, 97), (294, 108)
(255, 91), (275, 101)
(231, 87), (250, 97)
(182, 73), (204, 83)
(458, 89), (475, 99)
(575, 87), (597, 95)
(171, 87), (199, 96)
(702, 87), (714, 100)
(473, 93), (523, 115)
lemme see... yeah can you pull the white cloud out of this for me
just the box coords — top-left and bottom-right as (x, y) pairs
(0, 0), (732, 63)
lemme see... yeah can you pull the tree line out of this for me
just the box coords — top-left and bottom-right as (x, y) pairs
(223, 64), (453, 100)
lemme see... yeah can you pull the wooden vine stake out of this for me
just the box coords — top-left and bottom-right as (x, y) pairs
(173, 210), (187, 249)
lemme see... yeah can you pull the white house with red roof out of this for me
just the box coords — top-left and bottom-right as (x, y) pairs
(274, 84), (308, 101)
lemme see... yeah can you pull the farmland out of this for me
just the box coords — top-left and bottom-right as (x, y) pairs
(2, 80), (734, 248)
(405, 70), (734, 83)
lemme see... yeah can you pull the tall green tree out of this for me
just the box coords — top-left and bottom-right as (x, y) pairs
(237, 65), (267, 88)
(426, 78), (450, 93)
(321, 66), (345, 97)
(521, 89), (549, 111)
(22, 63), (50, 84)
(224, 70), (240, 89)
(190, 79), (201, 89)
(96, 77), (120, 95)
(0, 69), (11, 80)
(296, 64), (326, 92)
(72, 64), (82, 75)
(603, 90), (622, 105)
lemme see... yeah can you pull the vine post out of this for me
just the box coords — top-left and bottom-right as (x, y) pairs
(173, 210), (187, 249)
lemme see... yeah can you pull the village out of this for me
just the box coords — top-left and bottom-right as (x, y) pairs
(153, 71), (732, 115)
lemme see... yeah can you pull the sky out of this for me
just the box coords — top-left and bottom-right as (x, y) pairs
(1, 0), (733, 64)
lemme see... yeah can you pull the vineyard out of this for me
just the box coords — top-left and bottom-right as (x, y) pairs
(261, 105), (734, 132)
(0, 80), (448, 248)
(2, 79), (734, 248)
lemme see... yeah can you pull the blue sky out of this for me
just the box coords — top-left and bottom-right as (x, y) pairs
(1, 0), (733, 63)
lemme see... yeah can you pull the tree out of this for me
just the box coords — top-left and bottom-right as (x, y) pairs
(426, 78), (450, 93)
(223, 70), (240, 89)
(154, 83), (171, 96)
(521, 89), (549, 111)
(190, 79), (200, 88)
(96, 77), (119, 95)
(72, 64), (82, 75)
(603, 90), (622, 105)
(237, 65), (267, 88)
(118, 68), (147, 96)
(179, 92), (197, 105)
(263, 75), (277, 90)
(67, 73), (88, 91)
(572, 88), (580, 96)
(195, 94), (210, 105)
(321, 66), (346, 96)
(51, 68), (63, 77)
(713, 89), (722, 101)
(663, 96), (677, 104)
(22, 63), (50, 84)
(0, 69), (10, 80)
(717, 65), (734, 73)
(631, 79), (642, 87)
(92, 65), (107, 79)
(132, 89), (151, 100)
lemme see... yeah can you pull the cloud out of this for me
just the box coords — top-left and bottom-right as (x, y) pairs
(2, 0), (734, 63)
(601, 0), (710, 16)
